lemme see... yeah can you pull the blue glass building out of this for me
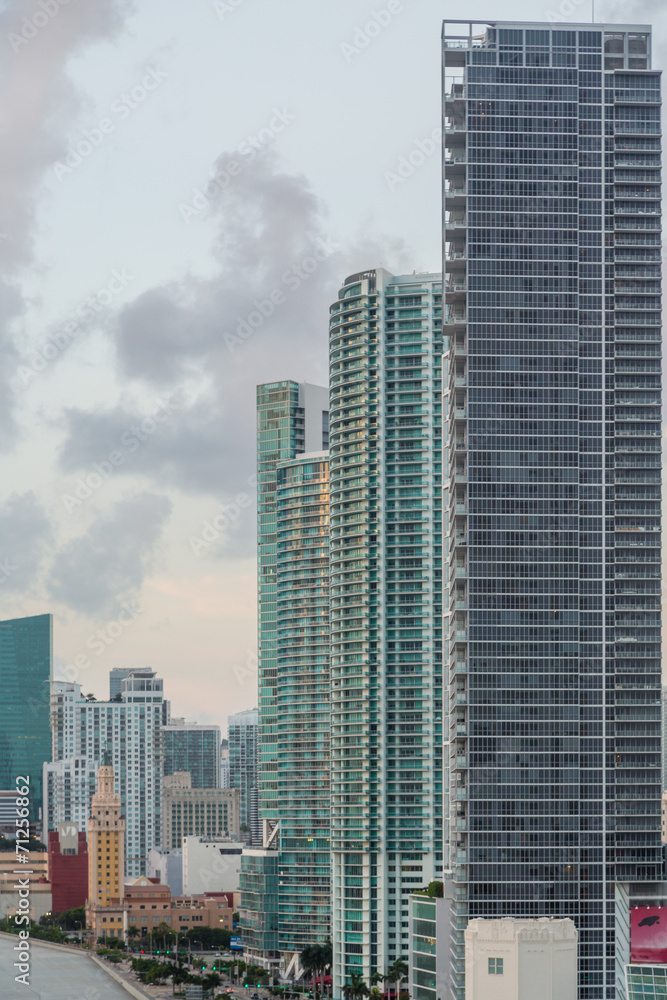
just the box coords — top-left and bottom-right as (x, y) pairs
(0, 614), (52, 823)
(443, 21), (662, 1000)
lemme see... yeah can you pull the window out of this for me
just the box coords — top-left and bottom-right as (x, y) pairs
(488, 958), (503, 975)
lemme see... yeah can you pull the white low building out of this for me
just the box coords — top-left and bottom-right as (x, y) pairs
(182, 836), (243, 894)
(465, 917), (577, 1000)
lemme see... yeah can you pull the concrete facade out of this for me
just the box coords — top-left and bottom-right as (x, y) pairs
(464, 918), (577, 1000)
(182, 836), (243, 894)
(162, 771), (240, 848)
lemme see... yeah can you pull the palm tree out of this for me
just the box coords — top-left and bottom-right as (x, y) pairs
(385, 958), (408, 1000)
(127, 925), (139, 951)
(343, 972), (369, 1000)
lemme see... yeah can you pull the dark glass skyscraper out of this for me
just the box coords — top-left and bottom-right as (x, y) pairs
(443, 21), (662, 1000)
(0, 613), (52, 823)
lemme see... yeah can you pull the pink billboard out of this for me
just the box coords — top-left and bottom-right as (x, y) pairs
(631, 907), (667, 964)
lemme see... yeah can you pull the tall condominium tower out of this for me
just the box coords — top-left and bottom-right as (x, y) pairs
(228, 709), (260, 840)
(0, 614), (52, 823)
(329, 269), (444, 991)
(241, 381), (329, 968)
(47, 671), (164, 876)
(442, 21), (662, 1000)
(256, 381), (329, 824)
(275, 450), (330, 961)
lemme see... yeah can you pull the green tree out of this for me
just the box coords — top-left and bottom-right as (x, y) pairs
(343, 973), (369, 1000)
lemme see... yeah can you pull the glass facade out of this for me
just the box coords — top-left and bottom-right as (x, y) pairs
(244, 381), (329, 965)
(256, 381), (329, 825)
(626, 964), (667, 999)
(0, 613), (52, 823)
(228, 709), (259, 839)
(329, 269), (444, 992)
(162, 724), (221, 789)
(276, 452), (330, 953)
(443, 20), (662, 1000)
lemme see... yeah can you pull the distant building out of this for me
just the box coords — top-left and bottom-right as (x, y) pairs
(662, 686), (667, 792)
(48, 823), (88, 913)
(464, 918), (577, 1000)
(0, 850), (51, 922)
(47, 672), (164, 876)
(220, 739), (230, 788)
(162, 722), (221, 789)
(239, 847), (280, 972)
(0, 790), (23, 833)
(148, 847), (183, 896)
(182, 836), (243, 895)
(109, 667), (154, 701)
(0, 614), (53, 823)
(125, 876), (171, 936)
(228, 710), (259, 841)
(43, 757), (98, 836)
(627, 966), (667, 999)
(162, 771), (240, 848)
(85, 763), (126, 943)
(172, 892), (234, 933)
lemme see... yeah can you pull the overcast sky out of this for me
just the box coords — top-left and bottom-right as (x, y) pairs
(0, 0), (663, 732)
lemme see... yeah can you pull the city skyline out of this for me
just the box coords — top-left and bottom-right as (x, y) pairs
(1, 0), (664, 728)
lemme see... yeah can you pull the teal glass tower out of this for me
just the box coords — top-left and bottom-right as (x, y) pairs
(276, 450), (330, 957)
(328, 269), (444, 992)
(0, 614), (53, 823)
(241, 380), (329, 968)
(256, 381), (329, 824)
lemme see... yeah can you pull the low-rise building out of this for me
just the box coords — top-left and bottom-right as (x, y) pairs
(171, 892), (233, 932)
(182, 836), (243, 894)
(125, 876), (171, 935)
(48, 824), (88, 913)
(464, 918), (577, 1000)
(0, 851), (51, 922)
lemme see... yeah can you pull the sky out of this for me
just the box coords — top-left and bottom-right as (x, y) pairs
(0, 0), (664, 733)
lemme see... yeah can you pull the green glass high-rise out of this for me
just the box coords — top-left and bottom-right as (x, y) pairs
(241, 380), (329, 968)
(0, 613), (53, 824)
(328, 269), (444, 992)
(256, 381), (329, 824)
(276, 450), (330, 959)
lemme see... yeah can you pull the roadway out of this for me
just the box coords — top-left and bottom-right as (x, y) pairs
(0, 935), (133, 1000)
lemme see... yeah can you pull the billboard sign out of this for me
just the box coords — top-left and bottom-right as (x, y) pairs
(230, 936), (243, 950)
(630, 907), (667, 964)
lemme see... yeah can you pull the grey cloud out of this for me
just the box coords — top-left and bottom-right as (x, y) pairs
(0, 492), (53, 597)
(56, 149), (411, 540)
(0, 0), (132, 443)
(48, 491), (172, 616)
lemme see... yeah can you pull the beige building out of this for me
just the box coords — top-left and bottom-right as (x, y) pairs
(162, 772), (240, 849)
(85, 764), (126, 943)
(465, 918), (577, 1000)
(0, 851), (52, 922)
(661, 790), (667, 843)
